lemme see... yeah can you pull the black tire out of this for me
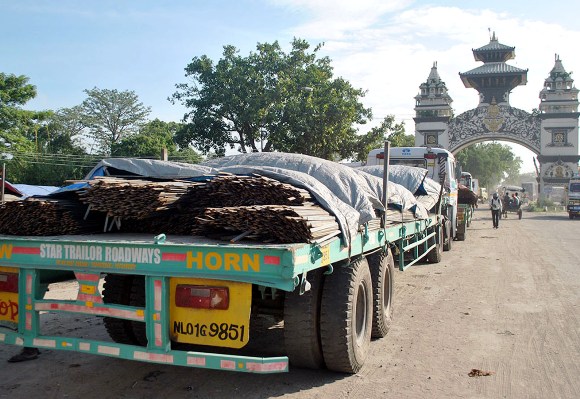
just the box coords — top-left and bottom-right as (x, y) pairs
(102, 274), (139, 345)
(456, 223), (466, 241)
(283, 269), (325, 369)
(443, 220), (452, 251)
(129, 276), (148, 347)
(367, 248), (394, 338)
(426, 225), (443, 263)
(320, 257), (373, 373)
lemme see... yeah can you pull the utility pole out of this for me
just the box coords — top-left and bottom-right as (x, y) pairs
(1, 163), (5, 205)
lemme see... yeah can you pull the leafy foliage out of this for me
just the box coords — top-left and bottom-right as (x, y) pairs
(113, 119), (203, 163)
(81, 87), (151, 155)
(0, 73), (39, 156)
(455, 143), (522, 190)
(172, 39), (374, 160)
(114, 119), (179, 158)
(351, 116), (410, 162)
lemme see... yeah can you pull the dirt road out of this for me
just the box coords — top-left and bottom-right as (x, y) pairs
(1, 209), (579, 399)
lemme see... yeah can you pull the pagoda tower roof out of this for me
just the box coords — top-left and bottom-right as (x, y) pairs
(472, 32), (515, 62)
(460, 62), (528, 88)
(459, 33), (527, 105)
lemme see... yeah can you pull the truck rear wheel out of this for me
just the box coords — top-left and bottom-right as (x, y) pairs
(283, 269), (325, 369)
(443, 220), (452, 251)
(130, 276), (148, 347)
(456, 223), (466, 241)
(320, 257), (373, 373)
(426, 225), (443, 263)
(367, 248), (394, 338)
(102, 274), (139, 345)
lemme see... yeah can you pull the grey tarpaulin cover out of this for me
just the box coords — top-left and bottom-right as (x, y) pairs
(203, 153), (428, 241)
(80, 154), (425, 245)
(357, 164), (441, 211)
(357, 165), (427, 194)
(350, 168), (428, 218)
(84, 158), (216, 180)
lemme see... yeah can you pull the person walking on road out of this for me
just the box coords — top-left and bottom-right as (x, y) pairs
(490, 192), (502, 228)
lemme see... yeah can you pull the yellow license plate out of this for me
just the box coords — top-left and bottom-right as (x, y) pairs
(0, 266), (19, 323)
(169, 277), (251, 349)
(0, 292), (18, 323)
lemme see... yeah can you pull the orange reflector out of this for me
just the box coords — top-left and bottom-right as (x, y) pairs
(0, 273), (18, 293)
(175, 285), (229, 310)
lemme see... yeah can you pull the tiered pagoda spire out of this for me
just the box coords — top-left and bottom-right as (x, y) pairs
(539, 54), (579, 114)
(459, 32), (528, 106)
(414, 62), (453, 120)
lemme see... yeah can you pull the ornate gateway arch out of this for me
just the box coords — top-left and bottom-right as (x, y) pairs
(447, 104), (541, 154)
(413, 33), (579, 196)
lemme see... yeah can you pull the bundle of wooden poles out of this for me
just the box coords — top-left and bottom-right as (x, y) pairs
(77, 177), (195, 218)
(1, 174), (341, 244)
(175, 173), (313, 208)
(0, 197), (104, 236)
(194, 205), (340, 244)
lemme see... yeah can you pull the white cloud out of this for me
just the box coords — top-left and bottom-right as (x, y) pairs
(276, 3), (580, 171)
(270, 0), (412, 39)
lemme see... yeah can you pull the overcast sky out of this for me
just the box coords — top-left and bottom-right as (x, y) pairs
(2, 0), (579, 172)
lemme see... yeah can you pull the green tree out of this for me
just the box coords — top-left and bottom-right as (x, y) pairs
(0, 73), (38, 157)
(351, 116), (410, 162)
(81, 87), (151, 155)
(0, 73), (99, 185)
(172, 39), (373, 160)
(113, 119), (203, 163)
(113, 119), (179, 158)
(455, 142), (522, 189)
(47, 106), (87, 154)
(170, 147), (204, 164)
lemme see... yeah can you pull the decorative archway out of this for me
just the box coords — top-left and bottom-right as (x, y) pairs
(413, 34), (579, 197)
(447, 104), (541, 154)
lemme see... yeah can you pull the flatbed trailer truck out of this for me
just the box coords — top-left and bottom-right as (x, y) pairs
(0, 163), (444, 374)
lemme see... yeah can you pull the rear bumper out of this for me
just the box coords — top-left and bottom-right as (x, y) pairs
(0, 330), (289, 373)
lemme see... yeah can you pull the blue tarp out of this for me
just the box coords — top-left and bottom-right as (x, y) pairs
(12, 184), (59, 197)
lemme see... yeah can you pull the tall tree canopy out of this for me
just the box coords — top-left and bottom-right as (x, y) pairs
(0, 73), (39, 156)
(455, 142), (522, 190)
(113, 119), (202, 163)
(81, 87), (151, 155)
(172, 38), (376, 160)
(351, 116), (410, 162)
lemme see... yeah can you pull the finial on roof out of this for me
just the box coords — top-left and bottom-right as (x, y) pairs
(491, 31), (497, 42)
(433, 61), (437, 68)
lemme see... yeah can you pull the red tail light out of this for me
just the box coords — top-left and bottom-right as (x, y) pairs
(0, 273), (18, 293)
(424, 153), (437, 159)
(375, 153), (385, 159)
(175, 285), (229, 310)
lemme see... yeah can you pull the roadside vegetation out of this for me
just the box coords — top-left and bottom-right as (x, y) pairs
(2, 39), (519, 186)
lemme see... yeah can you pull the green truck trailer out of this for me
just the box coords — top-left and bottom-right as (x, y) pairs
(0, 154), (445, 374)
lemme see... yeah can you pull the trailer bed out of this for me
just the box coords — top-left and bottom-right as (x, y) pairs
(0, 213), (438, 373)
